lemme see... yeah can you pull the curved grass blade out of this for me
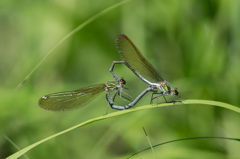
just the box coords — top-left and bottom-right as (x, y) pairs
(39, 84), (105, 111)
(116, 34), (164, 83)
(127, 136), (240, 158)
(7, 99), (240, 159)
(15, 0), (133, 90)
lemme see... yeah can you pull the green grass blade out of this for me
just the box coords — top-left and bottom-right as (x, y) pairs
(6, 99), (240, 159)
(127, 136), (240, 158)
(143, 127), (158, 159)
(15, 0), (133, 90)
(3, 135), (29, 159)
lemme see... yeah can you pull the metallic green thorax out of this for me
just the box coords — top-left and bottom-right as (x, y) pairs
(105, 81), (119, 91)
(158, 81), (172, 95)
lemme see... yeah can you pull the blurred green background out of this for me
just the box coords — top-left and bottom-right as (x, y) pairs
(1, 0), (240, 158)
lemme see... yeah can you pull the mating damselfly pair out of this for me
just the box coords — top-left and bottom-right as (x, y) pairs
(39, 34), (182, 111)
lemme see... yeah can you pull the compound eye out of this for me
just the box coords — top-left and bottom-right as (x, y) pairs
(173, 88), (179, 95)
(120, 77), (126, 84)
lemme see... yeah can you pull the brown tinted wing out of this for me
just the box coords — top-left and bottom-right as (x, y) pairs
(115, 34), (164, 82)
(38, 84), (105, 111)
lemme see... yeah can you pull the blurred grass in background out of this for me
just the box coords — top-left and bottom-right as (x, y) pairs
(1, 0), (240, 158)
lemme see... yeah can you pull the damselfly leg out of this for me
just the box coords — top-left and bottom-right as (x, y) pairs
(150, 92), (165, 105)
(150, 90), (182, 105)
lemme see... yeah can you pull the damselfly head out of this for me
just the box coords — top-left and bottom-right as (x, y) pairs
(120, 77), (126, 84)
(172, 88), (179, 95)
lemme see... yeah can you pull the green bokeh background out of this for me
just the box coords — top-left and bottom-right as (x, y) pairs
(1, 0), (240, 158)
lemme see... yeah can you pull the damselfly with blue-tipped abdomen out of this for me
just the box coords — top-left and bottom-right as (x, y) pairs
(38, 78), (133, 111)
(110, 34), (182, 105)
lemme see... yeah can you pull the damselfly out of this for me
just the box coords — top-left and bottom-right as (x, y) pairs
(110, 34), (182, 107)
(38, 78), (133, 111)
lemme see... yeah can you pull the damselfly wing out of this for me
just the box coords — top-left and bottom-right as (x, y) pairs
(39, 84), (105, 111)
